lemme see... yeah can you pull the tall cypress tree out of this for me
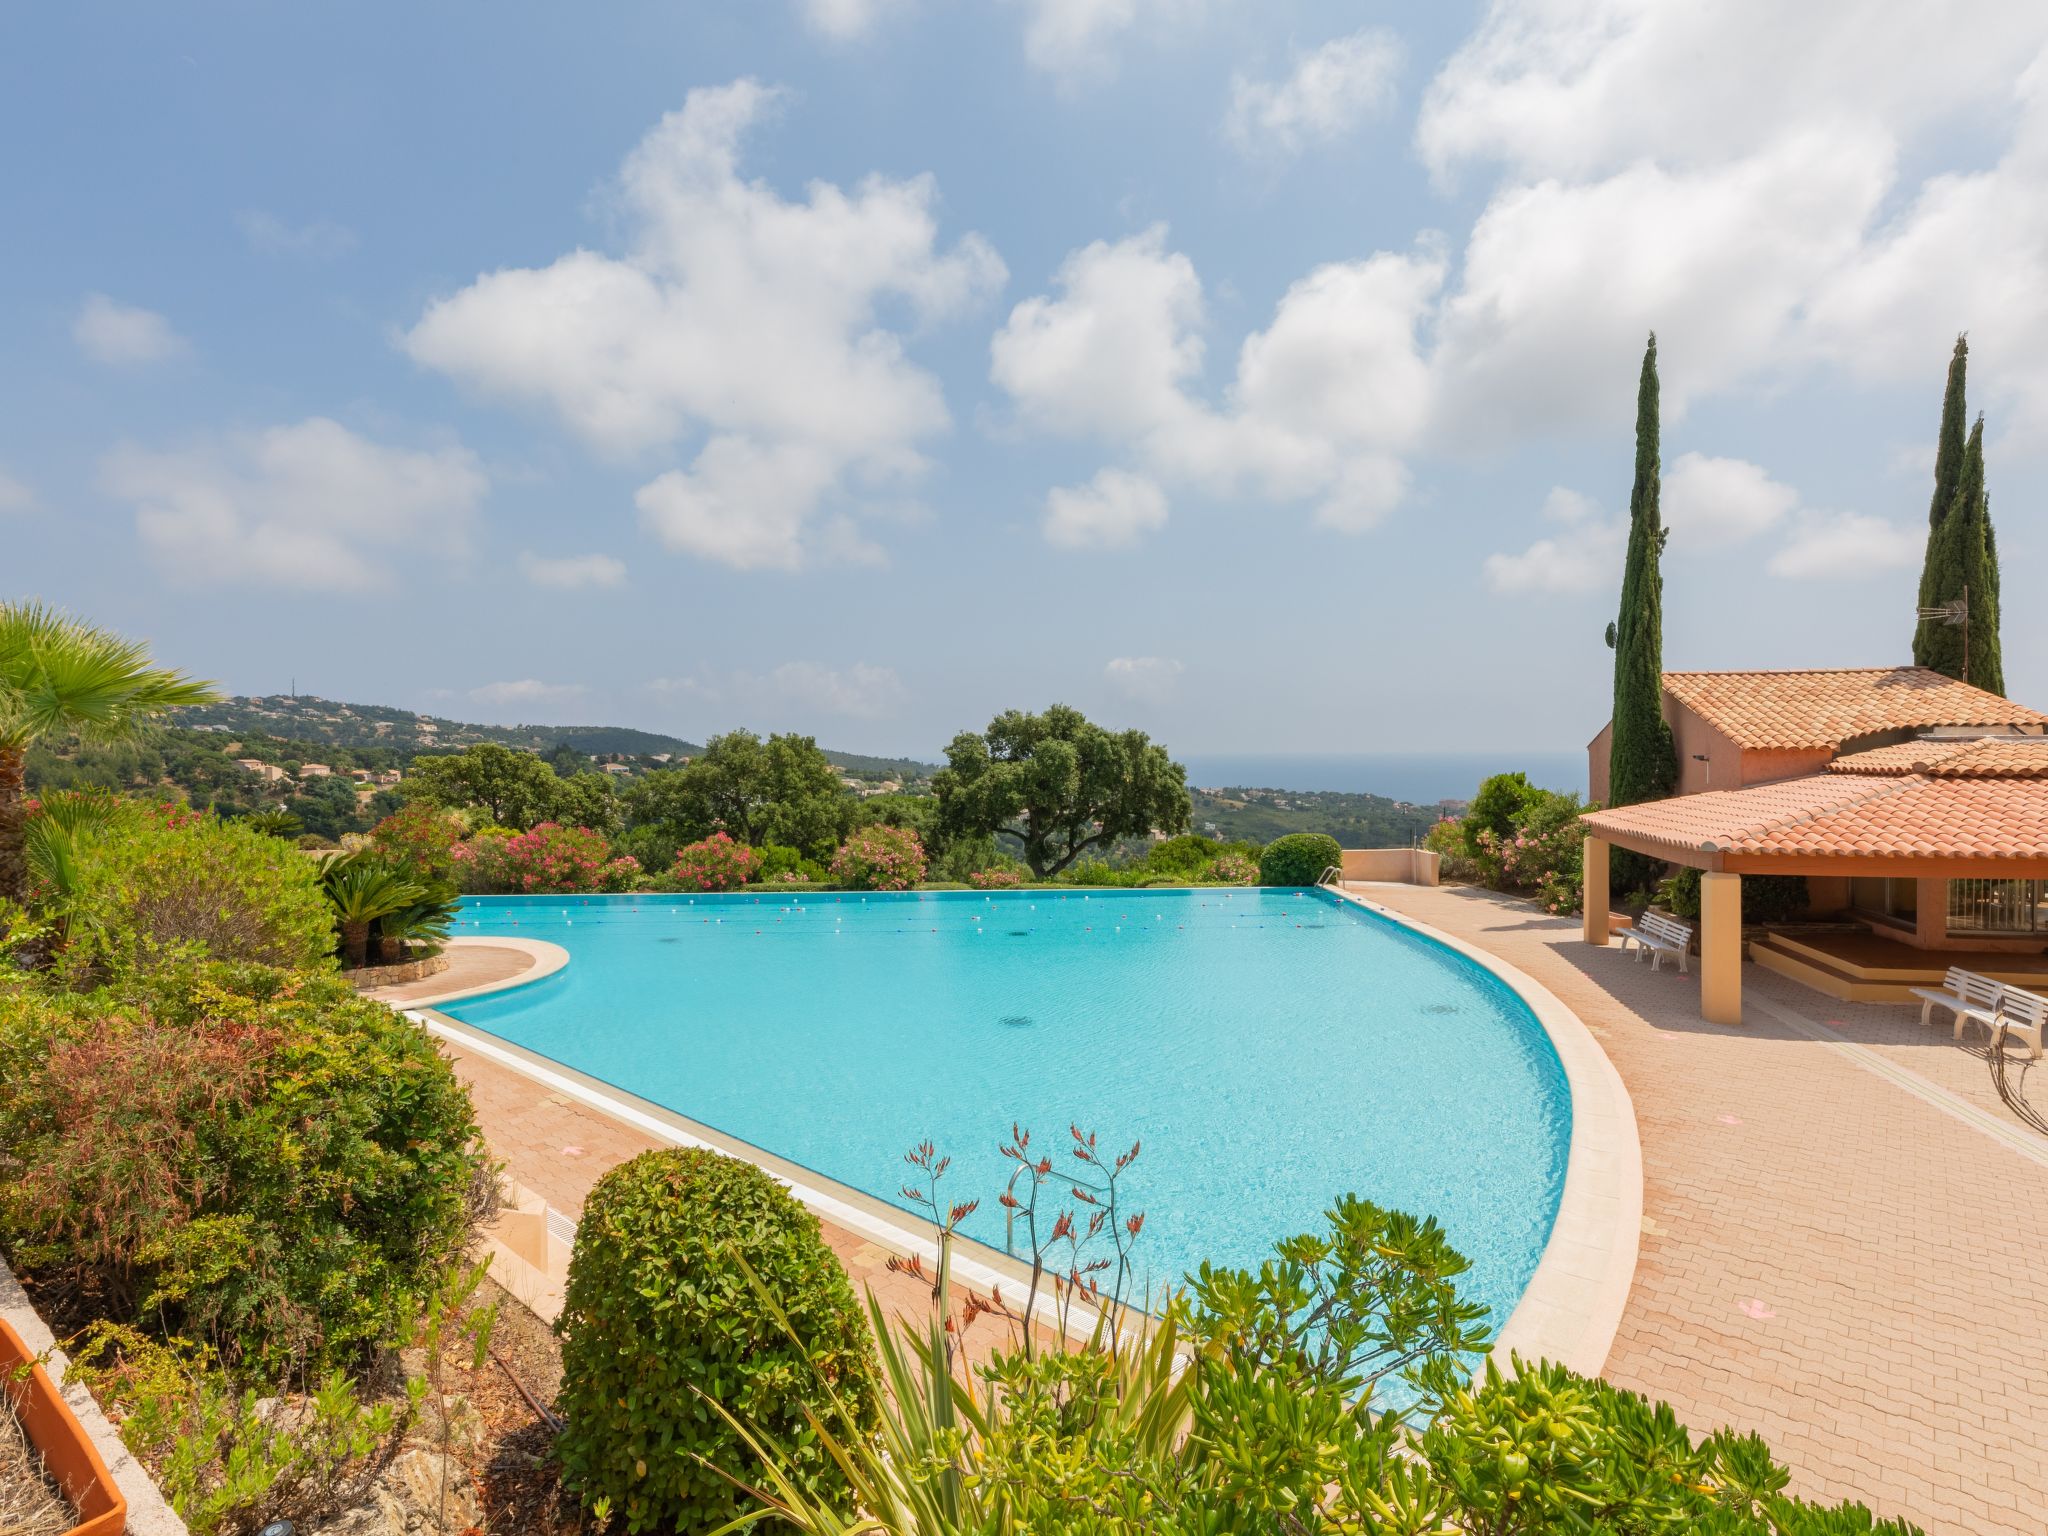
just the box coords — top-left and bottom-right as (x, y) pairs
(1913, 335), (1970, 667)
(1919, 416), (2004, 693)
(1608, 334), (1677, 870)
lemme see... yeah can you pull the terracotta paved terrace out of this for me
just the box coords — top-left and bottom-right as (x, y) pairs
(383, 898), (2048, 1533)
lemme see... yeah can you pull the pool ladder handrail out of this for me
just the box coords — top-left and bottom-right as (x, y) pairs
(1317, 864), (1345, 888)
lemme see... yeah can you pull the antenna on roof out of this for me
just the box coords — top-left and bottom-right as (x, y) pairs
(1915, 585), (1969, 681)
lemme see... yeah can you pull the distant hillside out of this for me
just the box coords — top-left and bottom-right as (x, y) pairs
(1191, 785), (1441, 848)
(171, 696), (933, 780)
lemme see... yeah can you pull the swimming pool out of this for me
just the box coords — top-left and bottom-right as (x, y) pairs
(443, 887), (1570, 1334)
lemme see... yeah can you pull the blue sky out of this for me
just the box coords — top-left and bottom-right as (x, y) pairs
(8, 2), (2046, 758)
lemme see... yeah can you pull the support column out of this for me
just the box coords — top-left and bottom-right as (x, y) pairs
(1582, 837), (1610, 946)
(1700, 871), (1744, 1025)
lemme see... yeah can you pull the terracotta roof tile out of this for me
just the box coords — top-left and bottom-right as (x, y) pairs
(1661, 667), (2048, 751)
(1827, 736), (2048, 779)
(1584, 774), (2048, 863)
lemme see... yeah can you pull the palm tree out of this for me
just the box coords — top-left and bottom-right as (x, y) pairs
(1, 603), (218, 902)
(321, 855), (427, 968)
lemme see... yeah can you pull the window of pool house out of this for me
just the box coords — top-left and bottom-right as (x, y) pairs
(1946, 878), (2048, 936)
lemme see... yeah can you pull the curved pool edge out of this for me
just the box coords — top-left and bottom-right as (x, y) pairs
(1326, 885), (1642, 1379)
(387, 936), (572, 1006)
(407, 1003), (1115, 1343)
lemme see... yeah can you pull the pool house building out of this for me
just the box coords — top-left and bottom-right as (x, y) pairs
(1579, 667), (2048, 1024)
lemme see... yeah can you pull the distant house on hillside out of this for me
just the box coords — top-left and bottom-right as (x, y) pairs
(600, 763), (633, 776)
(298, 763), (333, 779)
(235, 758), (289, 783)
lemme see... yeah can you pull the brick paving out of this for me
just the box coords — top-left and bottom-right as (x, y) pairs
(385, 902), (2048, 1533)
(1363, 883), (2048, 1535)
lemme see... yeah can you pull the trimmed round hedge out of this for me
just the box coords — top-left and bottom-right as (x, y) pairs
(1257, 832), (1345, 887)
(554, 1148), (881, 1534)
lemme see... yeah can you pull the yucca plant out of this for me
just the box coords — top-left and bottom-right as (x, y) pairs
(320, 855), (427, 968)
(0, 602), (218, 902)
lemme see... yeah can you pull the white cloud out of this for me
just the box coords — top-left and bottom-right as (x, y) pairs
(1484, 488), (1624, 593)
(1018, 0), (1206, 82)
(518, 551), (627, 589)
(0, 468), (35, 514)
(1104, 655), (1184, 705)
(1226, 29), (1401, 156)
(764, 661), (907, 719)
(800, 0), (906, 38)
(1417, 1), (2048, 185)
(1661, 452), (1798, 549)
(101, 418), (486, 591)
(1766, 511), (1923, 580)
(470, 679), (588, 707)
(404, 79), (1002, 570)
(1043, 468), (1168, 549)
(73, 294), (186, 367)
(992, 230), (1441, 532)
(235, 211), (358, 259)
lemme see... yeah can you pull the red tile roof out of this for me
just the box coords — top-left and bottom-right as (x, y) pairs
(1826, 736), (2048, 779)
(1584, 773), (2048, 864)
(1661, 667), (2048, 751)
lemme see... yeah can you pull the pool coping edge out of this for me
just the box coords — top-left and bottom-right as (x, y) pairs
(1326, 883), (1643, 1379)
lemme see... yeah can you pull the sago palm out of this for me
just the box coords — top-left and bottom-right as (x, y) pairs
(322, 855), (428, 967)
(0, 602), (218, 901)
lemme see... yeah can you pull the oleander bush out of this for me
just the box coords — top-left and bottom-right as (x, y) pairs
(0, 963), (491, 1378)
(365, 803), (463, 885)
(53, 801), (334, 985)
(553, 1148), (880, 1534)
(830, 823), (927, 891)
(1257, 831), (1345, 887)
(968, 867), (1023, 889)
(1206, 850), (1258, 884)
(670, 830), (762, 892)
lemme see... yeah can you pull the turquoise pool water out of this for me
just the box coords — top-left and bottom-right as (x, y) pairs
(444, 887), (1569, 1332)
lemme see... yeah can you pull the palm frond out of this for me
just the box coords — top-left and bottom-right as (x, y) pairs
(0, 601), (219, 750)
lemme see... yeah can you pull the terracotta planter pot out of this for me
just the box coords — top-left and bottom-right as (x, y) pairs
(0, 1315), (126, 1536)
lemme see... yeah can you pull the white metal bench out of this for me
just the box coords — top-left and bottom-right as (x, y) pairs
(1912, 967), (2002, 1034)
(1621, 911), (1693, 973)
(1987, 986), (2046, 1061)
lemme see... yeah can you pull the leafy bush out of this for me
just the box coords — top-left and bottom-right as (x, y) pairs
(1463, 771), (1541, 856)
(1423, 816), (1483, 883)
(1483, 788), (1589, 915)
(733, 1187), (1926, 1536)
(1143, 834), (1220, 880)
(969, 867), (1023, 889)
(1659, 868), (1808, 925)
(495, 822), (614, 893)
(366, 804), (462, 884)
(670, 830), (761, 892)
(1206, 850), (1257, 885)
(447, 826), (515, 893)
(1258, 832), (1344, 887)
(68, 1323), (408, 1536)
(56, 802), (334, 984)
(554, 1148), (880, 1534)
(0, 965), (491, 1377)
(830, 823), (927, 891)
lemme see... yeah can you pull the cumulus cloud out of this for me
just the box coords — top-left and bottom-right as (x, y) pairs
(1104, 655), (1184, 705)
(235, 211), (358, 259)
(73, 294), (186, 367)
(101, 418), (486, 591)
(1043, 468), (1168, 549)
(1226, 29), (1401, 156)
(518, 551), (627, 589)
(470, 679), (589, 707)
(992, 228), (1441, 532)
(404, 79), (1002, 570)
(1766, 511), (1923, 580)
(799, 0), (907, 37)
(1018, 0), (1211, 82)
(1483, 487), (1624, 594)
(0, 468), (35, 514)
(1661, 452), (1799, 549)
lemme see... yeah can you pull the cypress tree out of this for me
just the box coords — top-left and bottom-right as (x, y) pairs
(1919, 416), (2004, 693)
(1607, 335), (1677, 888)
(1912, 336), (1970, 666)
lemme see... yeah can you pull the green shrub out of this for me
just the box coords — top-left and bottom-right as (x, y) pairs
(1257, 832), (1344, 887)
(1143, 834), (1220, 880)
(1463, 771), (1540, 856)
(1206, 851), (1257, 885)
(366, 803), (462, 884)
(830, 823), (927, 890)
(670, 830), (761, 892)
(57, 803), (334, 984)
(1660, 868), (1807, 925)
(554, 1148), (881, 1534)
(0, 965), (490, 1377)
